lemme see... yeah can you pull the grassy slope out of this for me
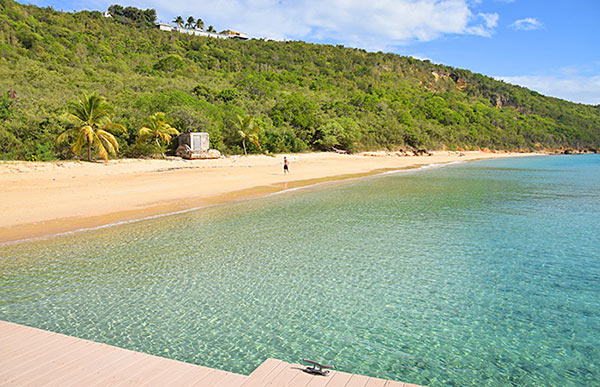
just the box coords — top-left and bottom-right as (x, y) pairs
(0, 0), (599, 160)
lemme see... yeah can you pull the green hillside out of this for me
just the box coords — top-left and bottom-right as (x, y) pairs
(1, 0), (599, 160)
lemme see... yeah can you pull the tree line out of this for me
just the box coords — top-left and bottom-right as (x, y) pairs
(0, 0), (598, 161)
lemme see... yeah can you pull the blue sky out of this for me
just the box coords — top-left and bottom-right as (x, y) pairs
(20, 0), (600, 105)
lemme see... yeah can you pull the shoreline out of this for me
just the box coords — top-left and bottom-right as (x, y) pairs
(0, 151), (544, 244)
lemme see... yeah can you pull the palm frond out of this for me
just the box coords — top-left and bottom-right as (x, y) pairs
(102, 122), (127, 133)
(72, 126), (91, 155)
(93, 132), (109, 162)
(97, 129), (119, 154)
(56, 128), (77, 144)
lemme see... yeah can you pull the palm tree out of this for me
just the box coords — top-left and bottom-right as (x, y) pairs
(137, 112), (179, 158)
(56, 93), (126, 162)
(207, 25), (216, 33)
(234, 115), (262, 156)
(185, 16), (195, 29)
(173, 16), (184, 28)
(194, 18), (204, 30)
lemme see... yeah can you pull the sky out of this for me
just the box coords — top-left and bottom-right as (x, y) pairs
(21, 0), (600, 105)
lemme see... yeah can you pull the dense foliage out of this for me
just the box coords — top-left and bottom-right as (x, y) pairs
(1, 0), (599, 160)
(107, 4), (156, 28)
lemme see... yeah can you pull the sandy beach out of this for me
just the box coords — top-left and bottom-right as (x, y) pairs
(0, 151), (541, 243)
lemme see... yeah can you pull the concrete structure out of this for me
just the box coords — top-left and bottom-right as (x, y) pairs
(179, 132), (210, 152)
(155, 23), (246, 40)
(225, 30), (249, 40)
(174, 26), (228, 39)
(0, 320), (423, 386)
(176, 132), (221, 159)
(156, 22), (174, 31)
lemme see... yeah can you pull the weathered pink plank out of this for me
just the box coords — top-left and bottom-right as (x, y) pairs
(1, 337), (94, 383)
(245, 358), (282, 381)
(322, 371), (354, 387)
(213, 371), (248, 386)
(242, 359), (289, 387)
(264, 362), (306, 386)
(364, 377), (389, 387)
(146, 362), (207, 386)
(345, 373), (371, 387)
(287, 364), (316, 387)
(0, 321), (424, 387)
(60, 347), (136, 387)
(384, 380), (407, 387)
(188, 369), (232, 386)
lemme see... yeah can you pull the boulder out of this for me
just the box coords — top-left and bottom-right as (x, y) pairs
(175, 144), (192, 157)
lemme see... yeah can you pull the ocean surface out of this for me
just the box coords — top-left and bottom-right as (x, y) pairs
(1, 154), (599, 386)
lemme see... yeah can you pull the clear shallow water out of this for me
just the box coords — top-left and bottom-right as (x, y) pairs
(1, 155), (599, 386)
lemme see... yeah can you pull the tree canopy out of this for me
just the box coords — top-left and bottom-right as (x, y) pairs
(0, 0), (598, 161)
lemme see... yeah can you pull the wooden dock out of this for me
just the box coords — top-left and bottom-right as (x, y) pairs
(0, 321), (422, 386)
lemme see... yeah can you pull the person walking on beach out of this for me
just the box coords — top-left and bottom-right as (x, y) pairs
(283, 156), (289, 174)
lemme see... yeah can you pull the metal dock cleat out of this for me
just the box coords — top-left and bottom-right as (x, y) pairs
(302, 359), (333, 376)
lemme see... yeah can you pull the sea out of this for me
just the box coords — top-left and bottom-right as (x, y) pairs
(1, 154), (598, 386)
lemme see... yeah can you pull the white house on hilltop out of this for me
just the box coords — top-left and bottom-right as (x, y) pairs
(154, 22), (248, 40)
(155, 22), (173, 31)
(224, 30), (249, 40)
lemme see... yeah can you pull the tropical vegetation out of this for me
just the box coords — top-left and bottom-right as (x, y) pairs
(234, 114), (263, 155)
(0, 0), (598, 161)
(137, 112), (179, 157)
(56, 93), (126, 161)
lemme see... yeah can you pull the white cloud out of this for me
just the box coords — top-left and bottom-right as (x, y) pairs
(465, 12), (498, 37)
(133, 0), (499, 50)
(480, 12), (499, 28)
(509, 17), (543, 31)
(497, 75), (600, 105)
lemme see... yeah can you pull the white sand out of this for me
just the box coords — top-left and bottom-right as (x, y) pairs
(0, 151), (542, 243)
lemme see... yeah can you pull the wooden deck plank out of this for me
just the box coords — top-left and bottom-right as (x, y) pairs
(0, 321), (423, 387)
(287, 364), (316, 387)
(301, 370), (341, 387)
(384, 380), (407, 387)
(2, 342), (98, 385)
(112, 354), (170, 386)
(166, 366), (221, 386)
(89, 352), (164, 387)
(115, 356), (190, 387)
(364, 377), (389, 387)
(16, 340), (112, 385)
(146, 362), (206, 386)
(213, 372), (248, 386)
(0, 321), (24, 338)
(60, 346), (137, 387)
(0, 337), (94, 383)
(29, 344), (126, 386)
(265, 362), (306, 386)
(242, 359), (288, 387)
(321, 371), (353, 387)
(189, 369), (234, 386)
(0, 327), (64, 360)
(87, 352), (158, 387)
(346, 373), (371, 387)
(245, 358), (282, 381)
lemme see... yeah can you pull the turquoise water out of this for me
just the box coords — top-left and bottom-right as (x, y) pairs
(1, 155), (599, 386)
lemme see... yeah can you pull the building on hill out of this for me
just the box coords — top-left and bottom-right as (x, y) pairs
(155, 22), (174, 31)
(154, 22), (247, 40)
(174, 26), (227, 39)
(223, 30), (249, 40)
(102, 11), (112, 18)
